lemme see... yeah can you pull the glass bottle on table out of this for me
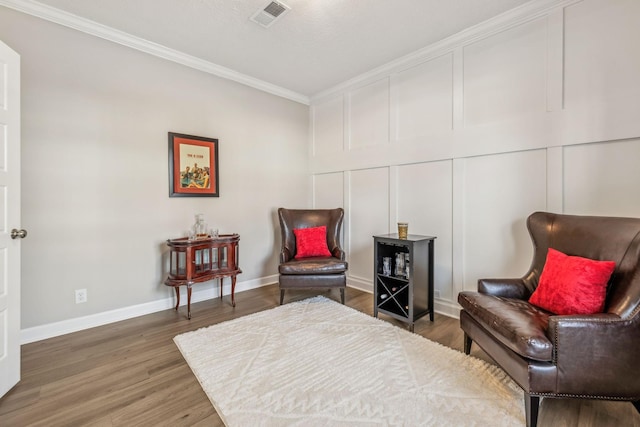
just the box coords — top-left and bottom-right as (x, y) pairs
(193, 214), (208, 239)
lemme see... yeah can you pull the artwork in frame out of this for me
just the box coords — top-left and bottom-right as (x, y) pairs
(168, 132), (219, 197)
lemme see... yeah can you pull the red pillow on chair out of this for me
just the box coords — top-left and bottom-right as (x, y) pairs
(293, 226), (331, 259)
(529, 248), (616, 315)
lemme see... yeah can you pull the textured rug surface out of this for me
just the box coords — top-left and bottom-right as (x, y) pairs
(174, 296), (524, 426)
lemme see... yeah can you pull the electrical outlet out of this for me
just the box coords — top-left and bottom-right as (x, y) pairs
(434, 289), (441, 299)
(75, 289), (87, 304)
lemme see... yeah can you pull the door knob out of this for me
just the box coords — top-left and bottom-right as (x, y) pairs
(10, 229), (27, 239)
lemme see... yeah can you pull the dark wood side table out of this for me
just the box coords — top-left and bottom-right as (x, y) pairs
(373, 234), (436, 332)
(165, 234), (241, 319)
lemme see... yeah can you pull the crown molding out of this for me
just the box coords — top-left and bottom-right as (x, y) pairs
(0, 0), (310, 105)
(310, 0), (581, 104)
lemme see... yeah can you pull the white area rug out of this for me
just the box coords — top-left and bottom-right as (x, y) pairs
(174, 296), (524, 426)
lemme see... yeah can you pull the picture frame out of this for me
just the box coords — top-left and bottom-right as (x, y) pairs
(168, 132), (219, 197)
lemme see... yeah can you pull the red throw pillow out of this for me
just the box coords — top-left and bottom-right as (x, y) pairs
(293, 226), (331, 259)
(529, 248), (616, 315)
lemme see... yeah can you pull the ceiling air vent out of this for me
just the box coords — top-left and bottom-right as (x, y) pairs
(250, 1), (291, 28)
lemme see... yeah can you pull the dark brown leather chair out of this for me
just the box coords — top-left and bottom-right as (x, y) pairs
(278, 208), (348, 305)
(458, 212), (640, 427)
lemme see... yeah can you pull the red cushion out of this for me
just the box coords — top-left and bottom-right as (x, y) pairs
(529, 248), (616, 315)
(293, 226), (331, 259)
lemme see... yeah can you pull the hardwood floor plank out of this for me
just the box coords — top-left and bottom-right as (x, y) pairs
(0, 284), (638, 426)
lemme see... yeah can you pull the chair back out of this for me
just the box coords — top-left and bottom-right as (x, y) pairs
(278, 208), (344, 261)
(526, 212), (640, 318)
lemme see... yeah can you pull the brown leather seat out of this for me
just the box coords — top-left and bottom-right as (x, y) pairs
(278, 208), (348, 305)
(458, 211), (640, 427)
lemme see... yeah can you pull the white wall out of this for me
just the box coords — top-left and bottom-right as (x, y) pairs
(0, 7), (310, 337)
(311, 0), (640, 316)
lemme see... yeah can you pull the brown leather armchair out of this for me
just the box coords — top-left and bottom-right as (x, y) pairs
(458, 212), (640, 427)
(278, 208), (348, 305)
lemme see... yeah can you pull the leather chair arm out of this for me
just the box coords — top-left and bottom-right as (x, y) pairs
(548, 314), (640, 394)
(280, 248), (293, 263)
(331, 248), (345, 261)
(478, 278), (529, 299)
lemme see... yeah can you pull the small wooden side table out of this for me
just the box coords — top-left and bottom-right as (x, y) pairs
(165, 234), (241, 319)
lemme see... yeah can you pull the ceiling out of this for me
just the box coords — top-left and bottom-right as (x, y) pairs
(8, 0), (535, 100)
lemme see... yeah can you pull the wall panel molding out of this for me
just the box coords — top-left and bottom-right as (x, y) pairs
(311, 0), (640, 318)
(546, 9), (565, 112)
(312, 96), (344, 157)
(311, 0), (582, 104)
(392, 53), (454, 144)
(462, 17), (548, 129)
(348, 78), (390, 151)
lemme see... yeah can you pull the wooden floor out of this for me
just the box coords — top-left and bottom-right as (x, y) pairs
(1, 284), (639, 426)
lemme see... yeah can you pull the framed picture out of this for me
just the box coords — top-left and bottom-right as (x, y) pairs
(168, 132), (219, 197)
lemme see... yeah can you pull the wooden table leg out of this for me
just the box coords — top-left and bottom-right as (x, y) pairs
(187, 285), (192, 319)
(174, 287), (180, 311)
(231, 275), (237, 307)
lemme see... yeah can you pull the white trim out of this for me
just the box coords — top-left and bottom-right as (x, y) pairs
(346, 275), (372, 293)
(21, 274), (456, 344)
(0, 0), (310, 105)
(434, 299), (461, 319)
(20, 274), (279, 344)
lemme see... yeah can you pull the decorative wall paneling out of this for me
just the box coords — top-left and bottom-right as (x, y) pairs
(312, 172), (344, 210)
(563, 0), (640, 144)
(563, 138), (640, 217)
(311, 0), (640, 317)
(460, 150), (547, 294)
(391, 53), (454, 148)
(312, 96), (344, 157)
(349, 79), (390, 151)
(345, 168), (390, 290)
(396, 161), (453, 301)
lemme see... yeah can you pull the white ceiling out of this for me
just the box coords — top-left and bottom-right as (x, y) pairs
(7, 0), (535, 100)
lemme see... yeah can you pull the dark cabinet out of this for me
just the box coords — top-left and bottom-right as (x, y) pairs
(373, 234), (435, 332)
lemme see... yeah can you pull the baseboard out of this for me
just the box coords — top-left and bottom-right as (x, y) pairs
(20, 274), (279, 345)
(346, 275), (372, 293)
(21, 274), (460, 344)
(434, 299), (461, 319)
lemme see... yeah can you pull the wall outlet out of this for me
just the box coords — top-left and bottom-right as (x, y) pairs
(75, 288), (87, 304)
(434, 289), (441, 299)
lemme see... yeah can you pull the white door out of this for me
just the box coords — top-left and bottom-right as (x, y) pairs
(0, 40), (21, 398)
